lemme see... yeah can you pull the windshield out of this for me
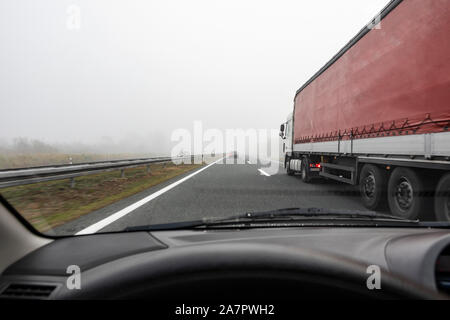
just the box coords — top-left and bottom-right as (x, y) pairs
(1, 0), (450, 236)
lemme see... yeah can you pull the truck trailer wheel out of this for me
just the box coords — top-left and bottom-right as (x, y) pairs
(387, 168), (425, 220)
(359, 164), (387, 211)
(285, 158), (294, 176)
(301, 156), (312, 183)
(434, 173), (450, 222)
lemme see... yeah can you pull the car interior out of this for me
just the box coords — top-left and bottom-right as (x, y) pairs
(1, 197), (449, 300)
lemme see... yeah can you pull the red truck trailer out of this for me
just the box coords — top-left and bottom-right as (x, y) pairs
(280, 0), (450, 220)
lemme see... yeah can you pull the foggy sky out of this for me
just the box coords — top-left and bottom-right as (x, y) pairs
(0, 0), (389, 153)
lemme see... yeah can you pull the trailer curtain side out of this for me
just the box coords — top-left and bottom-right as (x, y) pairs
(293, 0), (450, 145)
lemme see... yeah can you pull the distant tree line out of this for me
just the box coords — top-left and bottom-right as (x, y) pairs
(0, 135), (172, 156)
(1, 138), (59, 154)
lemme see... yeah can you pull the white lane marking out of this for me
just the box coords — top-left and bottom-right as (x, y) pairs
(76, 157), (226, 235)
(250, 158), (281, 165)
(258, 168), (271, 177)
(246, 160), (252, 164)
(263, 158), (282, 164)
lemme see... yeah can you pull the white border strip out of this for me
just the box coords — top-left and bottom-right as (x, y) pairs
(76, 157), (225, 235)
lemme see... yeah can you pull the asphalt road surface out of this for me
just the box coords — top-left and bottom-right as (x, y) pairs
(53, 156), (367, 235)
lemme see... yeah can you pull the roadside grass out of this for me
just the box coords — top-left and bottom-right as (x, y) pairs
(0, 162), (203, 232)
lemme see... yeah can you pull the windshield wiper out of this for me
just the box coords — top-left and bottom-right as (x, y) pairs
(123, 207), (419, 232)
(235, 207), (415, 221)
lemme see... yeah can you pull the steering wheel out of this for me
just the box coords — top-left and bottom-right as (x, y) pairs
(58, 243), (444, 300)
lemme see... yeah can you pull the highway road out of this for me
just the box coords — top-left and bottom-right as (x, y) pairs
(53, 156), (367, 236)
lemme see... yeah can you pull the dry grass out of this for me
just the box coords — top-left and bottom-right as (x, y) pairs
(0, 163), (202, 232)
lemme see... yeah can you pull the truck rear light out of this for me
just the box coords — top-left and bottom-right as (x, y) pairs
(309, 163), (321, 168)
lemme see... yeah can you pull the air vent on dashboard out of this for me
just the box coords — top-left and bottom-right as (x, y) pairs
(0, 283), (57, 299)
(436, 247), (450, 296)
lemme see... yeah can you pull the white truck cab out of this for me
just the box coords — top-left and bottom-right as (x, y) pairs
(280, 113), (293, 158)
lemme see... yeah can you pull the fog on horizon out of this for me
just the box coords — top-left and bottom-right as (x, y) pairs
(0, 0), (389, 155)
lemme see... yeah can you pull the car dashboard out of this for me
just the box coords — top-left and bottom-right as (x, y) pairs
(1, 227), (450, 299)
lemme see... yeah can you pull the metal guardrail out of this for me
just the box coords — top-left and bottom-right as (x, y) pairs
(0, 154), (220, 188)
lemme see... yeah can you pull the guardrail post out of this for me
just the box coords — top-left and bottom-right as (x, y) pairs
(120, 169), (125, 178)
(146, 165), (151, 174)
(70, 177), (75, 188)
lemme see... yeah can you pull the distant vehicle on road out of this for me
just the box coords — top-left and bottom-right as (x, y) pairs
(280, 0), (450, 221)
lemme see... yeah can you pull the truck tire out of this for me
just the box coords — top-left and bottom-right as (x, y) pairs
(286, 158), (294, 176)
(301, 156), (312, 183)
(434, 173), (450, 222)
(387, 168), (425, 220)
(359, 164), (387, 211)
